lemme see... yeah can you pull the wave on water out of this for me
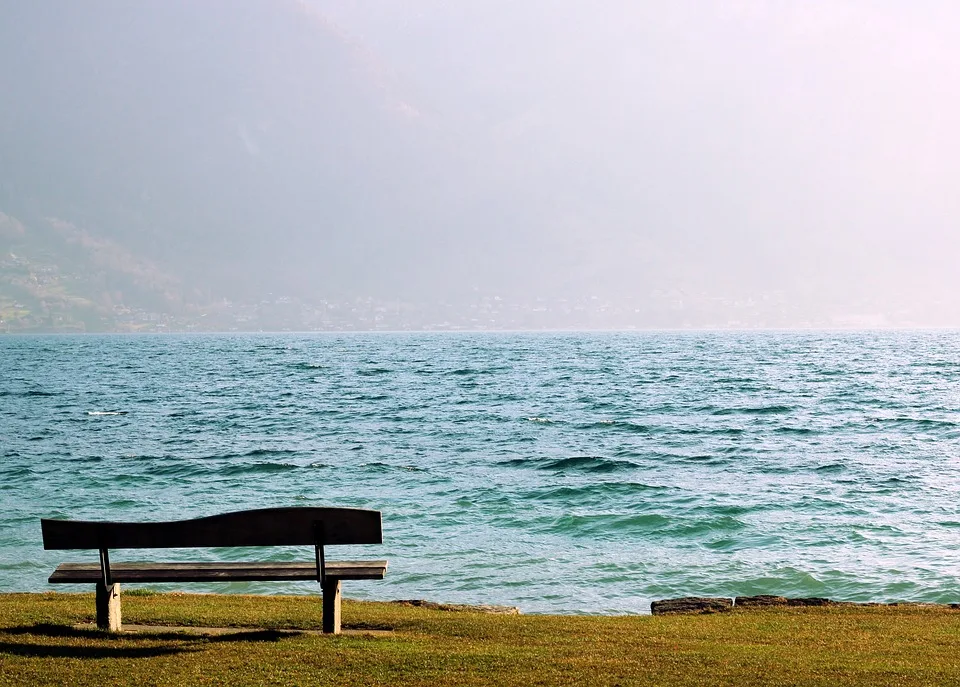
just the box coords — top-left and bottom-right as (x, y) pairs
(87, 410), (128, 416)
(144, 460), (303, 479)
(450, 368), (487, 376)
(675, 426), (745, 436)
(165, 409), (199, 418)
(289, 362), (325, 370)
(129, 448), (301, 461)
(145, 462), (214, 478)
(775, 425), (817, 435)
(711, 404), (796, 416)
(539, 512), (747, 540)
(875, 417), (960, 430)
(220, 462), (300, 477)
(500, 455), (638, 473)
(575, 420), (654, 434)
(360, 461), (429, 473)
(543, 456), (639, 473)
(0, 466), (35, 483)
(356, 367), (392, 376)
(543, 512), (671, 538)
(734, 567), (853, 599)
(521, 482), (669, 503)
(0, 389), (60, 397)
(231, 448), (299, 459)
(675, 453), (729, 466)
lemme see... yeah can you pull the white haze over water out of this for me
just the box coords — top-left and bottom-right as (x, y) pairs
(1, 1), (959, 328)
(311, 1), (960, 325)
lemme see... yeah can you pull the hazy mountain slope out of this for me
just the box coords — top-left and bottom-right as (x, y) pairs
(0, 0), (511, 303)
(0, 207), (196, 330)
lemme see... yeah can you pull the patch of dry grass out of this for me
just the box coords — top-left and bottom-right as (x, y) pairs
(1, 593), (959, 686)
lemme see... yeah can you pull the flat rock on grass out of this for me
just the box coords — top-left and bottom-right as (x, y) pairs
(734, 595), (790, 607)
(735, 596), (872, 608)
(650, 597), (733, 615)
(786, 597), (839, 607)
(658, 595), (960, 615)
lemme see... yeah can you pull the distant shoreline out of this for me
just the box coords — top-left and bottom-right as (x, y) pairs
(4, 325), (960, 336)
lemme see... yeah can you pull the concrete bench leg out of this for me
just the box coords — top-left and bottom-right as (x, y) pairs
(96, 582), (121, 632)
(322, 578), (341, 634)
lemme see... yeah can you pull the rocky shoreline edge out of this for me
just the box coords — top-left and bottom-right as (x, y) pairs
(651, 595), (960, 615)
(392, 596), (960, 618)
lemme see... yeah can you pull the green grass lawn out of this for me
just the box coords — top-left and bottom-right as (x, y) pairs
(1, 593), (959, 686)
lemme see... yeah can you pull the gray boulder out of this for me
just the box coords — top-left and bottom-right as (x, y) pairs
(650, 597), (733, 615)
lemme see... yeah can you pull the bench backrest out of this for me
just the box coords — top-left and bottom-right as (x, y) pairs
(41, 507), (382, 551)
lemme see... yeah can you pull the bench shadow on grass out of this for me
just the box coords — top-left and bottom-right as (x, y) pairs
(0, 623), (303, 660)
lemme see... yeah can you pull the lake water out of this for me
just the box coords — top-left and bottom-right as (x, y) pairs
(2, 331), (959, 613)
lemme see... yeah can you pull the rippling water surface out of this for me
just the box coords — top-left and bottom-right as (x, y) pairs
(2, 331), (960, 613)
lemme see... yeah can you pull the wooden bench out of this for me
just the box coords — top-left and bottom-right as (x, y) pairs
(41, 506), (387, 634)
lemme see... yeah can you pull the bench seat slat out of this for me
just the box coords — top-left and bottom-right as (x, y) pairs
(48, 561), (387, 584)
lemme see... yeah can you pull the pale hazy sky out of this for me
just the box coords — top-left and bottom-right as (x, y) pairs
(308, 1), (960, 311)
(2, 1), (959, 325)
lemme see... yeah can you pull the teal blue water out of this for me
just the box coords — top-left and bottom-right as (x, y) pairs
(2, 331), (959, 613)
